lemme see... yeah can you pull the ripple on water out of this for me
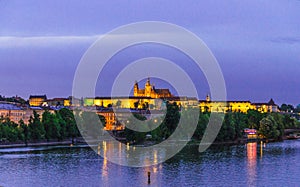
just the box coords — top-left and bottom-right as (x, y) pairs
(0, 141), (300, 186)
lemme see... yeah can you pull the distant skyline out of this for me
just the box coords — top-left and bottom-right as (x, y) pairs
(0, 1), (300, 105)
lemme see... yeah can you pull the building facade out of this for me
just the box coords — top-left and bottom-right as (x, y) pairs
(252, 99), (279, 113)
(133, 78), (173, 98)
(29, 95), (47, 106)
(199, 95), (278, 113)
(84, 96), (164, 110)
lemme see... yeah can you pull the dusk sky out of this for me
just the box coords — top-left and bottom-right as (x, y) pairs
(0, 0), (300, 105)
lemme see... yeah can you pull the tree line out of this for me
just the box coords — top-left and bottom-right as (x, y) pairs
(280, 103), (300, 113)
(124, 103), (300, 144)
(0, 108), (81, 144)
(1, 103), (299, 144)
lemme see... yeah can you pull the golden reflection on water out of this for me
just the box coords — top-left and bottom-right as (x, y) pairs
(99, 140), (162, 185)
(247, 142), (257, 186)
(153, 149), (158, 165)
(260, 141), (263, 158)
(101, 141), (108, 180)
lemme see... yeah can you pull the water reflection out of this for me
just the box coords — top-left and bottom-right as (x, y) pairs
(260, 141), (263, 158)
(101, 141), (108, 182)
(96, 140), (169, 167)
(247, 142), (257, 186)
(1, 140), (300, 186)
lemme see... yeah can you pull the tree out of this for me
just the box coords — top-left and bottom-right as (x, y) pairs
(58, 108), (79, 140)
(247, 109), (265, 129)
(42, 110), (61, 141)
(295, 104), (300, 113)
(0, 118), (20, 142)
(259, 115), (280, 140)
(42, 110), (52, 141)
(216, 113), (235, 142)
(28, 111), (45, 141)
(80, 111), (105, 140)
(19, 119), (29, 145)
(194, 112), (209, 140)
(280, 104), (295, 113)
(288, 104), (295, 112)
(282, 114), (297, 129)
(55, 111), (66, 140)
(124, 113), (150, 143)
(164, 102), (180, 133)
(232, 112), (248, 140)
(270, 113), (285, 140)
(280, 104), (288, 112)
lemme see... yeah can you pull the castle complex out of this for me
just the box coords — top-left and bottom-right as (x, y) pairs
(133, 78), (173, 98)
(0, 78), (280, 130)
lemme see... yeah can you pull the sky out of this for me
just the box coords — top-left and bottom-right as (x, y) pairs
(0, 0), (300, 105)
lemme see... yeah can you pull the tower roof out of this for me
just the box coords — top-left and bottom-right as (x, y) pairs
(268, 98), (275, 105)
(29, 95), (47, 100)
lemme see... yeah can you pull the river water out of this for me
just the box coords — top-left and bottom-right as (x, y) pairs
(0, 140), (300, 186)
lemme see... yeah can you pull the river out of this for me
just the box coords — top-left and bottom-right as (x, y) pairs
(0, 140), (300, 186)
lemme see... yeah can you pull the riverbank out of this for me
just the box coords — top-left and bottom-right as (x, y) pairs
(0, 138), (86, 149)
(131, 137), (285, 147)
(0, 136), (288, 149)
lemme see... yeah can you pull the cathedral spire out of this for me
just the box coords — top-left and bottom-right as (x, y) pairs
(146, 77), (150, 86)
(206, 94), (211, 102)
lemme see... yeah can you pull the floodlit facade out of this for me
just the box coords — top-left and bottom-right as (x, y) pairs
(84, 96), (164, 110)
(134, 78), (173, 98)
(29, 95), (47, 106)
(199, 95), (278, 113)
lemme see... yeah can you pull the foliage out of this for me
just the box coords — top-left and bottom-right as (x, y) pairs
(0, 95), (27, 105)
(58, 108), (79, 138)
(280, 104), (295, 113)
(42, 110), (61, 141)
(0, 108), (84, 143)
(123, 113), (147, 143)
(258, 115), (280, 140)
(295, 104), (300, 113)
(124, 102), (182, 143)
(194, 112), (209, 140)
(79, 111), (106, 140)
(1, 105), (299, 144)
(28, 111), (45, 141)
(247, 109), (265, 129)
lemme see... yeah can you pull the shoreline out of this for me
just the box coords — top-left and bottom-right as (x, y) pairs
(0, 138), (86, 149)
(0, 136), (291, 149)
(132, 137), (286, 147)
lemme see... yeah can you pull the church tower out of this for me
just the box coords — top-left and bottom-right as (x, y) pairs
(133, 81), (139, 96)
(145, 78), (152, 97)
(206, 94), (211, 102)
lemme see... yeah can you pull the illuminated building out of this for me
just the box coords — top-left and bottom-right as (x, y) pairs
(244, 128), (258, 140)
(167, 96), (199, 108)
(252, 99), (279, 113)
(199, 95), (278, 113)
(46, 97), (71, 107)
(134, 78), (173, 98)
(97, 108), (142, 131)
(84, 96), (163, 110)
(29, 95), (47, 106)
(0, 102), (26, 124)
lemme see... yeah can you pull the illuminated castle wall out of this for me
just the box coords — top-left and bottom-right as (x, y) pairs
(199, 95), (278, 113)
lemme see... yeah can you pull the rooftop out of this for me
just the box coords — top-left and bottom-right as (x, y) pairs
(29, 95), (47, 99)
(0, 103), (22, 110)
